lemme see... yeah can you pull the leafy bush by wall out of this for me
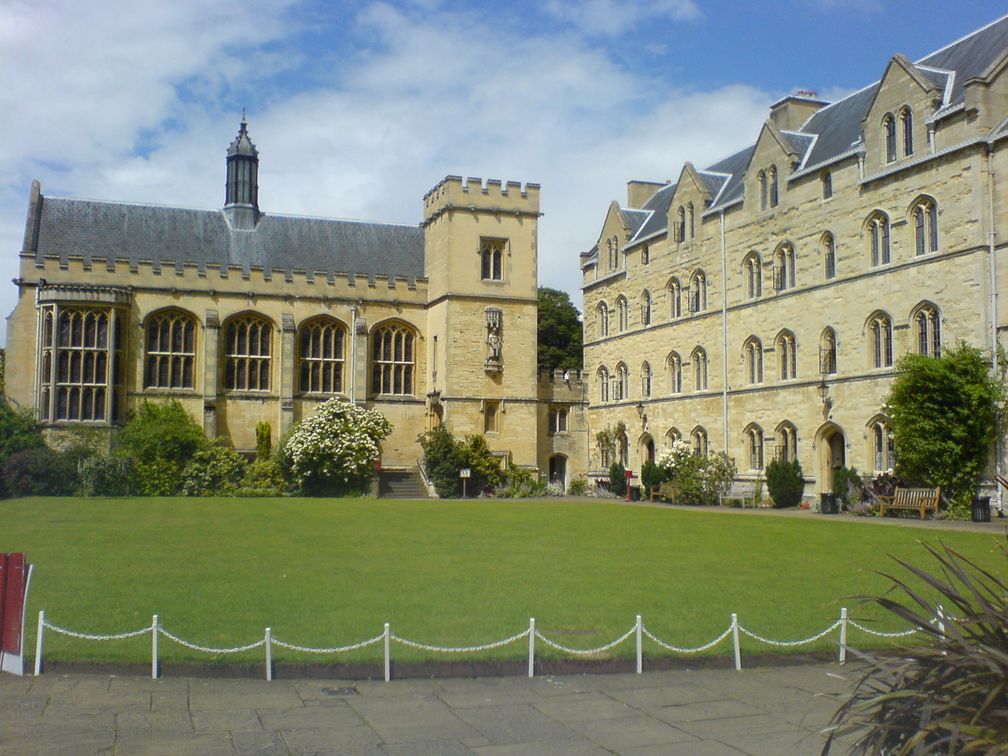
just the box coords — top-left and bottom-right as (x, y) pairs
(181, 442), (247, 496)
(80, 455), (137, 496)
(2, 446), (77, 496)
(765, 458), (804, 508)
(418, 426), (504, 497)
(116, 400), (206, 495)
(609, 462), (627, 496)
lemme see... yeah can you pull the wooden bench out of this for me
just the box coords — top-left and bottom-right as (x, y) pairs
(720, 480), (758, 508)
(653, 482), (677, 503)
(879, 486), (941, 520)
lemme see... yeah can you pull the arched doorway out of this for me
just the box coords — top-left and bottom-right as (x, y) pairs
(815, 422), (846, 493)
(549, 454), (567, 491)
(638, 433), (655, 468)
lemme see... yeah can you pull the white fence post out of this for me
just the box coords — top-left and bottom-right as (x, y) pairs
(265, 627), (272, 681)
(34, 610), (45, 676)
(839, 608), (848, 664)
(731, 613), (741, 671)
(151, 615), (159, 679)
(528, 618), (535, 679)
(383, 623), (391, 682)
(635, 615), (642, 674)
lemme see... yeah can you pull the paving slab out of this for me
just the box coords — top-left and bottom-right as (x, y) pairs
(0, 661), (864, 755)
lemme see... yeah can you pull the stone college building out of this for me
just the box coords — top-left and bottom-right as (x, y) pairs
(581, 15), (1008, 501)
(3, 120), (588, 491)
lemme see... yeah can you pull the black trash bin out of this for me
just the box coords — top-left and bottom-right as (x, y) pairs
(972, 495), (991, 523)
(630, 485), (641, 502)
(820, 492), (838, 514)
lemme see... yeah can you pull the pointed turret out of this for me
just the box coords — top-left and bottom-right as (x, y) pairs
(224, 116), (260, 229)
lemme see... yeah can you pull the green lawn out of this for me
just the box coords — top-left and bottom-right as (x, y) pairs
(1, 497), (1001, 666)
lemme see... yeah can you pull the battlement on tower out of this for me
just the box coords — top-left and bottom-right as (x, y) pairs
(423, 175), (540, 224)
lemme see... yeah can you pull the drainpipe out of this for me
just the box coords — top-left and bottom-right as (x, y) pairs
(720, 211), (729, 453)
(987, 143), (1002, 515)
(350, 303), (358, 406)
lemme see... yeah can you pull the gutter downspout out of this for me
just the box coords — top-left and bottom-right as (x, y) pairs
(720, 211), (729, 453)
(987, 143), (1002, 515)
(350, 304), (359, 406)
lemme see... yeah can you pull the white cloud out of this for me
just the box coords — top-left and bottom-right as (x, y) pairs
(0, 0), (772, 341)
(543, 0), (701, 36)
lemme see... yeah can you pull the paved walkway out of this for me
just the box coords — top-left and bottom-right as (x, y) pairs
(0, 663), (863, 755)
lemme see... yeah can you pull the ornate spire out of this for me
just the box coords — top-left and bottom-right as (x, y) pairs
(227, 114), (259, 159)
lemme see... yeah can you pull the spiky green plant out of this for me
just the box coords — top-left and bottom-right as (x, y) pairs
(824, 540), (1008, 754)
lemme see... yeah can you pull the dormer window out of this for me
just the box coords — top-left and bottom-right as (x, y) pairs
(883, 114), (897, 163)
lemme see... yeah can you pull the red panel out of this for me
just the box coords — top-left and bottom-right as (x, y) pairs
(1, 554), (26, 655)
(0, 554), (8, 652)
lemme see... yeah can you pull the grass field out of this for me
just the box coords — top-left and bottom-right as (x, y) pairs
(1, 496), (1002, 667)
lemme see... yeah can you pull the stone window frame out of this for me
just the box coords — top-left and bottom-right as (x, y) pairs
(297, 315), (347, 396)
(868, 414), (895, 473)
(597, 301), (610, 338)
(614, 362), (629, 401)
(743, 251), (763, 300)
(689, 270), (707, 314)
(768, 165), (779, 208)
(865, 211), (891, 267)
(909, 195), (939, 257)
(640, 361), (652, 398)
(743, 335), (764, 385)
(480, 237), (506, 281)
(370, 320), (417, 397)
(743, 423), (764, 471)
(776, 329), (798, 381)
(866, 311), (894, 369)
(548, 404), (569, 435)
(691, 425), (708, 457)
(222, 312), (273, 393)
(483, 399), (500, 434)
(665, 427), (682, 448)
(640, 289), (652, 327)
(667, 277), (682, 320)
(597, 365), (610, 403)
(757, 169), (767, 211)
(616, 295), (629, 332)
(691, 346), (708, 392)
(821, 171), (833, 200)
(775, 421), (798, 463)
(820, 327), (838, 375)
(666, 351), (683, 395)
(883, 113), (897, 164)
(144, 307), (198, 391)
(821, 232), (836, 280)
(911, 301), (941, 357)
(773, 242), (796, 292)
(899, 106), (914, 157)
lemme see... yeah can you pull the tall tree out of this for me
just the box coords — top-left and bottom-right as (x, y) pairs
(537, 287), (583, 371)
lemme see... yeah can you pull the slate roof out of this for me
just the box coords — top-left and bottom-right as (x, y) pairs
(28, 195), (426, 282)
(606, 13), (1008, 249)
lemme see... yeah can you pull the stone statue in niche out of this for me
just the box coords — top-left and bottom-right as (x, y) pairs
(485, 308), (502, 373)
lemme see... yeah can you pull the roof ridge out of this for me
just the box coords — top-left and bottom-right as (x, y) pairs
(918, 12), (1008, 63)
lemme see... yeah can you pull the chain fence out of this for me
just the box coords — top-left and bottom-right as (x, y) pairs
(32, 605), (941, 682)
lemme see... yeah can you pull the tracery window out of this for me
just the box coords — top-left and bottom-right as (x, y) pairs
(777, 330), (797, 380)
(689, 270), (707, 313)
(667, 351), (682, 394)
(224, 314), (272, 392)
(744, 253), (762, 299)
(867, 212), (891, 267)
(768, 165), (779, 208)
(691, 347), (708, 391)
(598, 301), (609, 338)
(691, 426), (708, 457)
(371, 322), (415, 395)
(616, 296), (629, 332)
(298, 317), (346, 394)
(598, 366), (610, 403)
(900, 107), (913, 157)
(776, 421), (798, 463)
(869, 417), (895, 472)
(774, 243), (796, 291)
(745, 424), (764, 471)
(640, 361), (652, 398)
(868, 313), (893, 369)
(548, 405), (569, 434)
(614, 362), (628, 401)
(480, 238), (504, 280)
(822, 232), (836, 280)
(914, 304), (941, 357)
(38, 306), (124, 423)
(820, 327), (837, 375)
(883, 113), (897, 163)
(911, 197), (938, 256)
(744, 336), (763, 385)
(144, 309), (196, 390)
(665, 427), (682, 447)
(667, 278), (682, 319)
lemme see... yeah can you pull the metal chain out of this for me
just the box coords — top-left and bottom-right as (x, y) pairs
(738, 620), (842, 647)
(846, 619), (920, 638)
(534, 626), (636, 656)
(43, 619), (153, 642)
(272, 634), (385, 654)
(641, 624), (732, 654)
(157, 626), (265, 654)
(391, 629), (529, 654)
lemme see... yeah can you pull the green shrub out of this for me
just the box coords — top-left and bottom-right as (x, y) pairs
(2, 446), (77, 496)
(567, 477), (588, 496)
(80, 455), (136, 496)
(826, 540), (1008, 753)
(418, 426), (503, 497)
(458, 434), (504, 495)
(0, 401), (46, 497)
(181, 442), (247, 496)
(667, 451), (737, 506)
(255, 421), (272, 460)
(640, 460), (665, 499)
(240, 457), (286, 495)
(609, 461), (627, 496)
(282, 398), (392, 496)
(116, 400), (206, 495)
(832, 465), (864, 507)
(502, 466), (546, 498)
(765, 458), (804, 508)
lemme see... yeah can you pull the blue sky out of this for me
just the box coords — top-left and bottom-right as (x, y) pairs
(0, 1), (1003, 336)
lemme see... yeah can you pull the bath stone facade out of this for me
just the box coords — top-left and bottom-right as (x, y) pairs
(5, 119), (589, 489)
(581, 15), (1008, 507)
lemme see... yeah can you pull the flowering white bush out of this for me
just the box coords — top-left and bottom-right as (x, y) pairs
(282, 398), (393, 495)
(656, 438), (693, 474)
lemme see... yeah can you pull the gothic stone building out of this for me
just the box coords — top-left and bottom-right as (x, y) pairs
(4, 120), (589, 489)
(581, 15), (1008, 506)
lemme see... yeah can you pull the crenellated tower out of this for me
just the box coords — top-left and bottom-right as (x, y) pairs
(422, 176), (542, 468)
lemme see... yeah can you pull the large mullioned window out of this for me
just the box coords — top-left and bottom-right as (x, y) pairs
(224, 314), (272, 391)
(145, 310), (196, 389)
(372, 323), (415, 395)
(38, 305), (124, 422)
(299, 317), (346, 394)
